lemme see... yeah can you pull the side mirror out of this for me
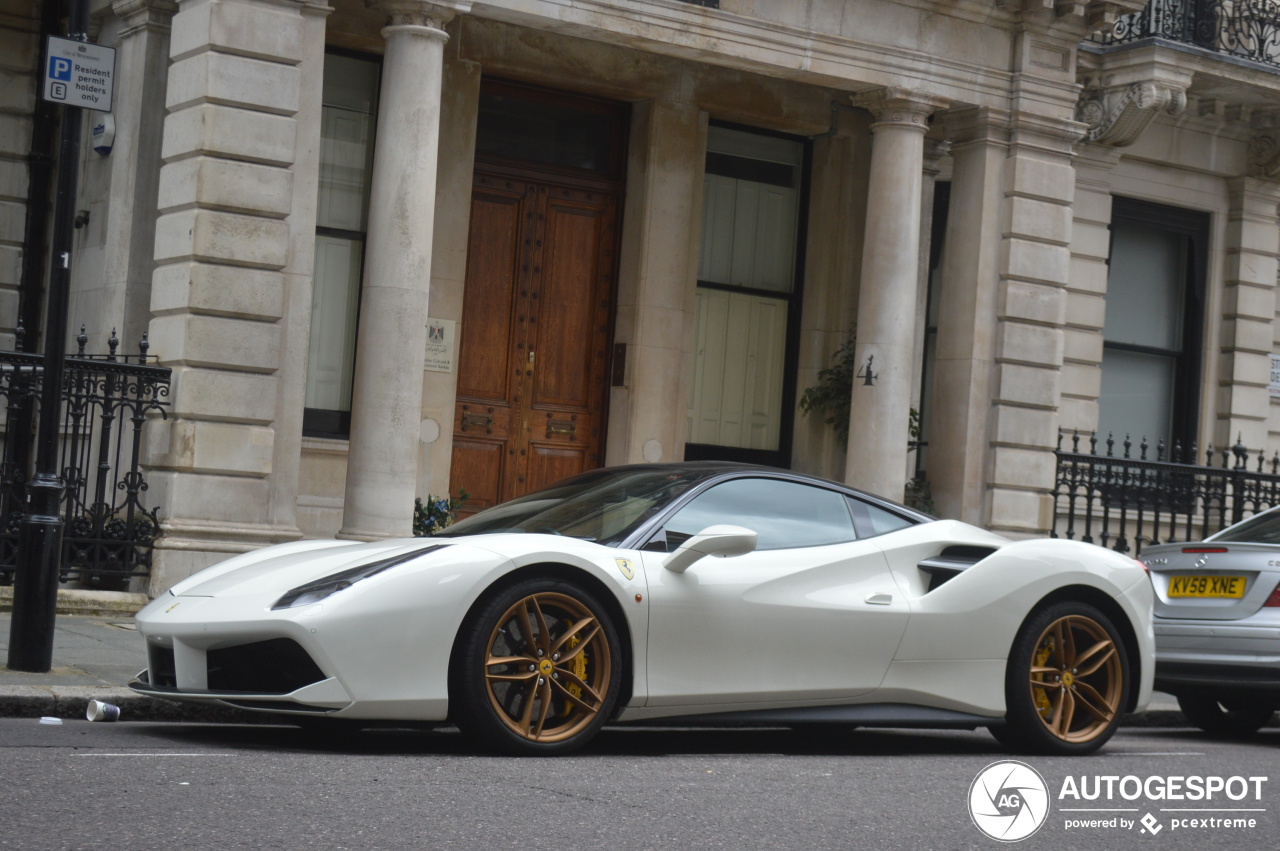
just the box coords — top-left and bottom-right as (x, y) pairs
(662, 524), (758, 573)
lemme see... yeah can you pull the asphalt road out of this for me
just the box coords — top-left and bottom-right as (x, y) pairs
(1, 720), (1276, 851)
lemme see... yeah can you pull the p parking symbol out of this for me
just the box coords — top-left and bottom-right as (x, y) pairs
(48, 56), (72, 81)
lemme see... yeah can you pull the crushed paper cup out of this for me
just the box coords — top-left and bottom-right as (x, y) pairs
(39, 716), (62, 725)
(86, 700), (120, 722)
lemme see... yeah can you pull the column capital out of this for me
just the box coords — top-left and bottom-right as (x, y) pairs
(366, 0), (469, 30)
(940, 106), (1011, 150)
(111, 0), (178, 32)
(922, 137), (951, 176)
(851, 87), (948, 132)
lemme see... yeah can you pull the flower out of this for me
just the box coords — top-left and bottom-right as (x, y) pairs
(413, 488), (470, 536)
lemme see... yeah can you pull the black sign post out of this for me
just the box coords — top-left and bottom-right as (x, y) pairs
(6, 0), (96, 672)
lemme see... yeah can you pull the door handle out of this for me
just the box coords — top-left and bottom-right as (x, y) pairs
(864, 593), (893, 606)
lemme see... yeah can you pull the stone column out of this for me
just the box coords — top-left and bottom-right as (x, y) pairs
(606, 96), (707, 467)
(1220, 170), (1280, 450)
(791, 106), (870, 480)
(146, 0), (331, 592)
(985, 114), (1081, 536)
(1060, 144), (1121, 437)
(87, 0), (178, 350)
(845, 88), (946, 502)
(418, 50), (481, 500)
(270, 0), (331, 539)
(926, 108), (1007, 524)
(339, 0), (470, 540)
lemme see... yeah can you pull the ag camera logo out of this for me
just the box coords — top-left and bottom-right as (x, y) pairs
(969, 760), (1050, 842)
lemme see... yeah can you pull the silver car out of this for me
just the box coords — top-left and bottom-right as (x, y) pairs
(1141, 509), (1280, 735)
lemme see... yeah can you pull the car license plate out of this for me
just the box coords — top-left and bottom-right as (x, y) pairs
(1167, 575), (1246, 598)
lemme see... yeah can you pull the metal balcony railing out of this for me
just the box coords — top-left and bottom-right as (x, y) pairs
(0, 328), (170, 590)
(1051, 431), (1280, 555)
(1090, 0), (1280, 68)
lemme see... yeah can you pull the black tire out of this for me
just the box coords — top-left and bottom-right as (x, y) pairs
(1177, 694), (1275, 737)
(451, 577), (622, 755)
(986, 723), (1016, 748)
(1001, 600), (1130, 756)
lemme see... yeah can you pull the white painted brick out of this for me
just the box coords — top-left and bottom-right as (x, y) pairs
(158, 156), (293, 218)
(148, 312), (280, 373)
(170, 0), (306, 65)
(154, 208), (290, 269)
(167, 52), (299, 116)
(152, 262), (284, 320)
(162, 104), (297, 166)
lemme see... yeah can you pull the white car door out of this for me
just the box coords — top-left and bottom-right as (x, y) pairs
(640, 476), (912, 708)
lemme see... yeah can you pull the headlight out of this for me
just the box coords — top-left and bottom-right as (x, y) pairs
(272, 544), (443, 610)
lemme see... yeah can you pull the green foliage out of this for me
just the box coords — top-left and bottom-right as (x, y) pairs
(797, 332), (859, 448)
(799, 331), (934, 514)
(903, 475), (935, 515)
(413, 488), (470, 536)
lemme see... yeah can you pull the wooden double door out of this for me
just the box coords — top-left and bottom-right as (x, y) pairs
(450, 170), (619, 514)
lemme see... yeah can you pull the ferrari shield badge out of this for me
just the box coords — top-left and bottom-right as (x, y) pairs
(614, 558), (635, 580)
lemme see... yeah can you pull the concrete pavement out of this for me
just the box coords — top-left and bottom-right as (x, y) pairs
(0, 612), (1200, 728)
(0, 612), (255, 723)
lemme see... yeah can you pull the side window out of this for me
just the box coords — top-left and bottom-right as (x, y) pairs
(847, 497), (916, 538)
(664, 478), (855, 551)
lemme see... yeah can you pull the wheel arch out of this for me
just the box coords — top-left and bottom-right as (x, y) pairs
(1022, 584), (1144, 714)
(446, 561), (635, 718)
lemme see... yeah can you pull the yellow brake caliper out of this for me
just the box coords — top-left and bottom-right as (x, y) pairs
(1032, 637), (1054, 717)
(562, 634), (586, 716)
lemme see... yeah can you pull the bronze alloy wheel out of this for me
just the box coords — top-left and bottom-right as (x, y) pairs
(998, 600), (1130, 755)
(1028, 614), (1124, 743)
(482, 591), (614, 743)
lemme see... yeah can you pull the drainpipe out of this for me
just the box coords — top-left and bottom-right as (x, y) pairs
(7, 0), (87, 673)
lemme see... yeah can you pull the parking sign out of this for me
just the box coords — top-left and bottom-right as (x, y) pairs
(42, 36), (115, 110)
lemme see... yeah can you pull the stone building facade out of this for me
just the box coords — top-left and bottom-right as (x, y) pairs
(2, 0), (1280, 594)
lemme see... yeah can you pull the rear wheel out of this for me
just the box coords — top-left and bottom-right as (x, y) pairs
(1001, 601), (1129, 755)
(1176, 694), (1275, 737)
(452, 578), (621, 755)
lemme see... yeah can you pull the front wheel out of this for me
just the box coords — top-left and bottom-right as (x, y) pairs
(1177, 694), (1275, 737)
(1000, 601), (1129, 756)
(452, 578), (621, 755)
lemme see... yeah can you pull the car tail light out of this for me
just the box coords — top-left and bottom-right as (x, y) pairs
(1181, 547), (1229, 553)
(1264, 582), (1280, 608)
(1133, 557), (1150, 573)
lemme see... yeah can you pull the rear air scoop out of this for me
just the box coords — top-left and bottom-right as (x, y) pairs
(918, 545), (998, 592)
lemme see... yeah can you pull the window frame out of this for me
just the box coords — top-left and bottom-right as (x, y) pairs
(633, 471), (924, 552)
(1101, 197), (1209, 451)
(684, 121), (813, 468)
(657, 476), (858, 551)
(914, 180), (951, 481)
(303, 47), (383, 440)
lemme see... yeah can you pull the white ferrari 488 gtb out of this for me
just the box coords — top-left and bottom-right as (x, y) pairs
(132, 462), (1153, 755)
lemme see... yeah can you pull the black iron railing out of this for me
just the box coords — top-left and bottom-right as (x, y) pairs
(1051, 431), (1280, 555)
(0, 328), (170, 589)
(1091, 0), (1280, 68)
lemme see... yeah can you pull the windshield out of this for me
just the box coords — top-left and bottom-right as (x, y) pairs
(1210, 508), (1280, 544)
(438, 467), (713, 545)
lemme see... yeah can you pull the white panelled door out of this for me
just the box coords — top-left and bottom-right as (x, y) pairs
(688, 288), (787, 450)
